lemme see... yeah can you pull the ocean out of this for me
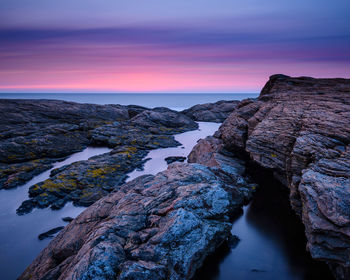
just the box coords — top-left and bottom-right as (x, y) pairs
(0, 93), (258, 110)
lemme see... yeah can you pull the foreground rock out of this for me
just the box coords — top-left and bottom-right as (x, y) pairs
(19, 139), (257, 280)
(181, 100), (240, 123)
(217, 75), (350, 279)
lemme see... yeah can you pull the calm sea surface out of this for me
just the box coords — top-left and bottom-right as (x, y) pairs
(0, 93), (258, 110)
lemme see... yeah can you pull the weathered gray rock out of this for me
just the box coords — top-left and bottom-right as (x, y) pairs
(217, 74), (350, 279)
(182, 100), (239, 123)
(0, 100), (198, 191)
(19, 139), (257, 280)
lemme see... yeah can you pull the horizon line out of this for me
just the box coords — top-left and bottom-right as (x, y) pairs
(0, 92), (260, 95)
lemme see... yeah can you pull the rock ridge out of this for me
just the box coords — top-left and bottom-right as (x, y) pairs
(217, 74), (350, 279)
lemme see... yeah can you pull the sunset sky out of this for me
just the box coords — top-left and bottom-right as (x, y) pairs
(1, 0), (349, 93)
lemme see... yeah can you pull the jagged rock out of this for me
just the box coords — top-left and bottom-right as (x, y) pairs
(165, 156), (186, 164)
(19, 140), (257, 280)
(216, 74), (350, 279)
(181, 100), (239, 122)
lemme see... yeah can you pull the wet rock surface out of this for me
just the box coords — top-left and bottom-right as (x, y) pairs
(0, 100), (198, 213)
(19, 138), (257, 280)
(216, 75), (350, 279)
(181, 100), (239, 123)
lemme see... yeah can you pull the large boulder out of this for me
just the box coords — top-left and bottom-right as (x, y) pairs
(217, 74), (350, 279)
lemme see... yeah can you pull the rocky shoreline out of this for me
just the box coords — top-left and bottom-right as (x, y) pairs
(216, 75), (350, 279)
(1, 75), (349, 279)
(19, 147), (257, 280)
(0, 100), (202, 213)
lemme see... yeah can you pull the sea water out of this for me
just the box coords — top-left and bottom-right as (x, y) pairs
(0, 93), (258, 111)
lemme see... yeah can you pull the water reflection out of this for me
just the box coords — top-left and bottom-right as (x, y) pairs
(194, 175), (333, 280)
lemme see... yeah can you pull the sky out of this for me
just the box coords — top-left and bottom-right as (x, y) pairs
(0, 0), (349, 93)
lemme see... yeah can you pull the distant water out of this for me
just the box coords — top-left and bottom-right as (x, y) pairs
(0, 93), (258, 111)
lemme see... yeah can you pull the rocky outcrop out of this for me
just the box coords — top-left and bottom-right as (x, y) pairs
(19, 141), (257, 280)
(216, 74), (350, 279)
(1, 100), (198, 213)
(181, 100), (240, 123)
